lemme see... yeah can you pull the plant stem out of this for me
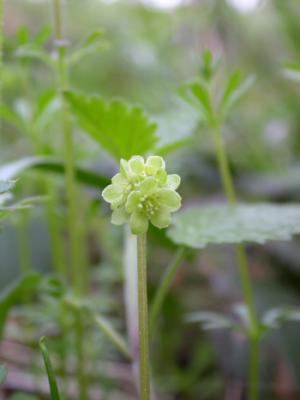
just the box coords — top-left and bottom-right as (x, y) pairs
(212, 122), (260, 399)
(52, 2), (87, 399)
(249, 337), (260, 400)
(150, 246), (186, 331)
(212, 122), (257, 330)
(52, 0), (82, 294)
(137, 233), (150, 400)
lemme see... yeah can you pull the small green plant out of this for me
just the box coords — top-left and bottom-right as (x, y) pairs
(102, 155), (181, 400)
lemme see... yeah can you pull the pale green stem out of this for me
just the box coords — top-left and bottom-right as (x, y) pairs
(137, 233), (150, 400)
(212, 122), (260, 400)
(249, 336), (260, 400)
(52, 1), (86, 399)
(150, 247), (186, 332)
(52, 0), (82, 294)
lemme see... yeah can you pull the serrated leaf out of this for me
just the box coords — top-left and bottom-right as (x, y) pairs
(168, 204), (300, 249)
(39, 337), (61, 400)
(220, 72), (255, 116)
(0, 180), (15, 194)
(65, 91), (158, 160)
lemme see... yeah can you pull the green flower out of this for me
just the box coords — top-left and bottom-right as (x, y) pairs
(102, 155), (181, 234)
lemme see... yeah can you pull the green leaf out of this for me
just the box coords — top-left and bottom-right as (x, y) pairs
(33, 89), (60, 130)
(220, 72), (255, 116)
(181, 81), (213, 120)
(0, 364), (7, 385)
(15, 44), (54, 68)
(168, 204), (300, 249)
(0, 180), (15, 194)
(0, 157), (110, 189)
(0, 273), (41, 339)
(68, 30), (109, 66)
(39, 337), (61, 400)
(65, 91), (158, 160)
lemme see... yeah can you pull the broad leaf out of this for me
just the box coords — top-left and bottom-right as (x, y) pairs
(65, 91), (158, 160)
(0, 273), (41, 339)
(168, 204), (300, 249)
(39, 337), (61, 400)
(0, 157), (109, 189)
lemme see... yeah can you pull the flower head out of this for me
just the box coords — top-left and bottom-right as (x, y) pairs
(102, 155), (181, 234)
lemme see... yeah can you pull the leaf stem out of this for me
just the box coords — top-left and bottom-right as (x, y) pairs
(150, 246), (186, 331)
(137, 233), (150, 400)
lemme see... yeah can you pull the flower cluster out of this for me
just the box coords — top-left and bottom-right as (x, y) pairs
(102, 155), (181, 234)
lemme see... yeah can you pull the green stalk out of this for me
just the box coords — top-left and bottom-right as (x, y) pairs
(137, 234), (150, 400)
(52, 0), (82, 294)
(212, 122), (260, 400)
(150, 246), (186, 331)
(52, 1), (87, 399)
(249, 336), (260, 400)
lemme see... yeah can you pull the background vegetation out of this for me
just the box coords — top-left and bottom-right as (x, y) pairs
(1, 0), (300, 399)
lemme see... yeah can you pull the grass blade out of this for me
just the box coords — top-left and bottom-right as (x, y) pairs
(39, 337), (61, 400)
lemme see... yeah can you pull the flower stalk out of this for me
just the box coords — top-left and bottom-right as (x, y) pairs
(137, 233), (150, 400)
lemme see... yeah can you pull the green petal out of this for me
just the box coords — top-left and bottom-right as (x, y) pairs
(102, 184), (123, 204)
(167, 174), (181, 190)
(128, 156), (145, 174)
(112, 172), (128, 188)
(111, 208), (128, 225)
(145, 156), (165, 175)
(139, 177), (157, 195)
(125, 191), (142, 213)
(150, 211), (171, 229)
(155, 168), (167, 185)
(156, 189), (181, 211)
(120, 159), (130, 178)
(130, 212), (149, 234)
